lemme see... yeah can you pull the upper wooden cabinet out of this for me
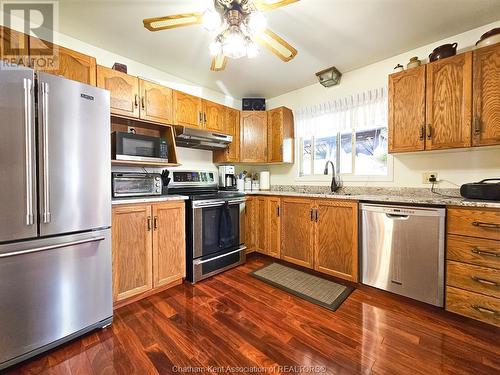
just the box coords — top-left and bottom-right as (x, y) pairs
(97, 65), (140, 118)
(473, 43), (500, 147)
(213, 107), (240, 163)
(425, 52), (472, 150)
(240, 111), (268, 163)
(0, 27), (29, 66)
(173, 90), (203, 128)
(30, 37), (96, 85)
(267, 107), (294, 163)
(388, 65), (426, 153)
(203, 100), (226, 132)
(140, 79), (173, 125)
(280, 197), (315, 268)
(314, 200), (358, 282)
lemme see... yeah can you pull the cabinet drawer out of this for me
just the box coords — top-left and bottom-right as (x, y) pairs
(447, 234), (500, 269)
(447, 208), (500, 240)
(446, 286), (500, 327)
(447, 260), (500, 298)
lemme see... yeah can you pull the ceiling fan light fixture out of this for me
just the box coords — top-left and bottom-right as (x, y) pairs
(246, 39), (260, 58)
(247, 11), (267, 34)
(202, 8), (222, 31)
(223, 26), (247, 59)
(209, 39), (223, 56)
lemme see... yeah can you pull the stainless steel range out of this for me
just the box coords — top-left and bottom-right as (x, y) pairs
(168, 170), (246, 283)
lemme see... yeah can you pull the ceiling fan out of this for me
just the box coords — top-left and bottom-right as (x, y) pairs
(143, 0), (299, 71)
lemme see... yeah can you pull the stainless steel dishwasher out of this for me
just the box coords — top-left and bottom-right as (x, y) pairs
(361, 203), (446, 307)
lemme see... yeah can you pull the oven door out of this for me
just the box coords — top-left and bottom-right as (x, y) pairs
(192, 198), (245, 259)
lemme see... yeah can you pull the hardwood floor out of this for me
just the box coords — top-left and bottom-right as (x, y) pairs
(5, 255), (500, 375)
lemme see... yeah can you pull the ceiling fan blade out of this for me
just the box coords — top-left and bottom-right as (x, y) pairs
(143, 13), (202, 31)
(254, 0), (300, 11)
(211, 53), (228, 71)
(254, 29), (297, 62)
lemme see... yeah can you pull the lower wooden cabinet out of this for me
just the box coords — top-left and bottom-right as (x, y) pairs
(112, 201), (185, 307)
(247, 195), (359, 282)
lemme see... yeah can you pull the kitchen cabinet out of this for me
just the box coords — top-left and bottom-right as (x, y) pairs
(140, 79), (174, 125)
(97, 65), (140, 118)
(213, 107), (240, 163)
(30, 37), (97, 85)
(445, 206), (500, 327)
(314, 200), (358, 282)
(240, 111), (268, 163)
(0, 26), (29, 66)
(267, 107), (294, 163)
(255, 196), (269, 254)
(111, 201), (186, 307)
(388, 65), (426, 153)
(111, 204), (153, 303)
(425, 52), (472, 150)
(152, 202), (185, 287)
(473, 43), (500, 147)
(267, 197), (281, 258)
(280, 197), (315, 268)
(203, 99), (226, 132)
(245, 196), (257, 253)
(173, 90), (203, 128)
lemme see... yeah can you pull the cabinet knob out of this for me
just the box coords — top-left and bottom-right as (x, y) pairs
(134, 94), (139, 108)
(147, 217), (152, 231)
(419, 125), (425, 141)
(473, 117), (481, 136)
(426, 124), (432, 140)
(154, 216), (158, 230)
(141, 96), (145, 110)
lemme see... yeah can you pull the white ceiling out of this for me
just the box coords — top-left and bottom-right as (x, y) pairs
(58, 0), (500, 99)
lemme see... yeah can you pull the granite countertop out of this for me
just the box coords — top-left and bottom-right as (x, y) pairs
(112, 195), (189, 205)
(245, 187), (500, 209)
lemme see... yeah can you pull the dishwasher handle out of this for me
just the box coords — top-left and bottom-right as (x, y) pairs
(386, 213), (410, 220)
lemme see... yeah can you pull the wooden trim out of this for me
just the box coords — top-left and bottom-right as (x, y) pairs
(113, 279), (183, 310)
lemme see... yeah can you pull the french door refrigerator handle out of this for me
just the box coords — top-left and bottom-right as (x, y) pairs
(40, 82), (51, 223)
(0, 236), (106, 258)
(23, 78), (34, 226)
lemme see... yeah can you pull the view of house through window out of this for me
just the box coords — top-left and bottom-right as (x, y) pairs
(297, 88), (389, 178)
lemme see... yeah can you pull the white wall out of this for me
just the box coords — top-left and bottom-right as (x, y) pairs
(256, 20), (500, 188)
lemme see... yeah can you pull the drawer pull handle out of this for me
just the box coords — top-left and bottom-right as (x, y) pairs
(471, 276), (499, 287)
(472, 221), (500, 229)
(471, 248), (500, 258)
(471, 305), (499, 316)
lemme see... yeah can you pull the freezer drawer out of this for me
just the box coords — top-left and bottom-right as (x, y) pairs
(37, 73), (111, 236)
(361, 204), (445, 307)
(0, 230), (112, 369)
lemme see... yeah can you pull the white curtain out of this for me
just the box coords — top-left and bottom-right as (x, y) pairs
(294, 87), (388, 139)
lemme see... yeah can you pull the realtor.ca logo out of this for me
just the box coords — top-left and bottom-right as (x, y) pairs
(1, 0), (59, 69)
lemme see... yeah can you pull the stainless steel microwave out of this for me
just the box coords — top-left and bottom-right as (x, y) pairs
(111, 132), (168, 163)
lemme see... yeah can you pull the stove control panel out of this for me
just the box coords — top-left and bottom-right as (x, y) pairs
(171, 171), (216, 185)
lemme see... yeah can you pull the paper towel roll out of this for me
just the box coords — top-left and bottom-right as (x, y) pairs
(260, 171), (270, 190)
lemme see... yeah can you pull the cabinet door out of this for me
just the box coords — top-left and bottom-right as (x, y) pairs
(240, 111), (268, 162)
(213, 107), (240, 163)
(140, 79), (173, 125)
(173, 90), (202, 128)
(111, 205), (153, 302)
(473, 43), (500, 147)
(204, 100), (225, 132)
(245, 197), (256, 253)
(314, 200), (358, 282)
(425, 52), (472, 150)
(255, 196), (268, 254)
(268, 197), (281, 258)
(97, 65), (139, 118)
(152, 202), (185, 287)
(267, 107), (294, 163)
(281, 197), (314, 268)
(388, 65), (426, 153)
(1, 27), (29, 66)
(30, 38), (97, 85)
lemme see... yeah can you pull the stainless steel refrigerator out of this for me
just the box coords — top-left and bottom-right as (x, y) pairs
(0, 65), (113, 370)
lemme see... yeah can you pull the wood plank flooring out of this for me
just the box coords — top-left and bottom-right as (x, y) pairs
(5, 254), (500, 375)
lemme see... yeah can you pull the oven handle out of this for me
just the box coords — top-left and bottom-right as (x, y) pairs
(193, 199), (246, 209)
(193, 246), (247, 265)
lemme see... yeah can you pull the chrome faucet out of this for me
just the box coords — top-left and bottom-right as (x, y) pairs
(324, 160), (341, 193)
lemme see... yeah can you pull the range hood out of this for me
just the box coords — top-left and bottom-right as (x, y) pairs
(174, 126), (232, 150)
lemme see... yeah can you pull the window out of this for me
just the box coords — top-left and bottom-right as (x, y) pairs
(297, 88), (390, 179)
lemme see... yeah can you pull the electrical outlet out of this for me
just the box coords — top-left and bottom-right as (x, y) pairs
(127, 126), (136, 134)
(423, 172), (438, 184)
